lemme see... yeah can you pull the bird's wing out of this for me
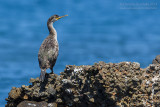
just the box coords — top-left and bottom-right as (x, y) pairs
(38, 36), (58, 64)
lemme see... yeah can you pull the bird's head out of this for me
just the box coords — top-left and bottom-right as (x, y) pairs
(48, 14), (68, 23)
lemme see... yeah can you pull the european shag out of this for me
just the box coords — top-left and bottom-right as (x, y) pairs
(38, 15), (67, 82)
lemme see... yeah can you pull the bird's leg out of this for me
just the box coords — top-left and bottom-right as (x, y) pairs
(50, 68), (54, 74)
(40, 69), (46, 82)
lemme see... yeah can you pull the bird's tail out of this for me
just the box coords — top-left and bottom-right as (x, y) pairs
(39, 69), (46, 82)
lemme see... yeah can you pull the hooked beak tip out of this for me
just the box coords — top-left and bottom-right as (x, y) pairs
(56, 15), (68, 20)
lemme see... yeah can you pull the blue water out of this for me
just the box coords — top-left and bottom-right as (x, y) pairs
(0, 0), (160, 106)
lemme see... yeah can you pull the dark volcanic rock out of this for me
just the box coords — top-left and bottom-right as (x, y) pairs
(5, 62), (160, 107)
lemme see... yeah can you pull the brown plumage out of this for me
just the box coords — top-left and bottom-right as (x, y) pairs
(38, 14), (67, 82)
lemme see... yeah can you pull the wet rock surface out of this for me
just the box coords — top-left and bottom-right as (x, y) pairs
(5, 62), (160, 107)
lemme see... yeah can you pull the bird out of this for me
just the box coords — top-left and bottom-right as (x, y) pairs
(38, 14), (67, 82)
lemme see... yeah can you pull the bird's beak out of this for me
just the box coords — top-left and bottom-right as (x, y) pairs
(56, 15), (68, 20)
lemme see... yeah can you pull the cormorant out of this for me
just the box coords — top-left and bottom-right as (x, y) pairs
(38, 14), (67, 82)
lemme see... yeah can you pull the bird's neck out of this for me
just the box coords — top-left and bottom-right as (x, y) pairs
(47, 22), (57, 40)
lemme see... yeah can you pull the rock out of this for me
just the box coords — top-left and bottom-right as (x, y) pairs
(132, 62), (140, 70)
(152, 55), (160, 64)
(29, 78), (36, 83)
(89, 98), (94, 103)
(5, 62), (160, 107)
(56, 98), (63, 103)
(9, 87), (21, 99)
(17, 101), (57, 107)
